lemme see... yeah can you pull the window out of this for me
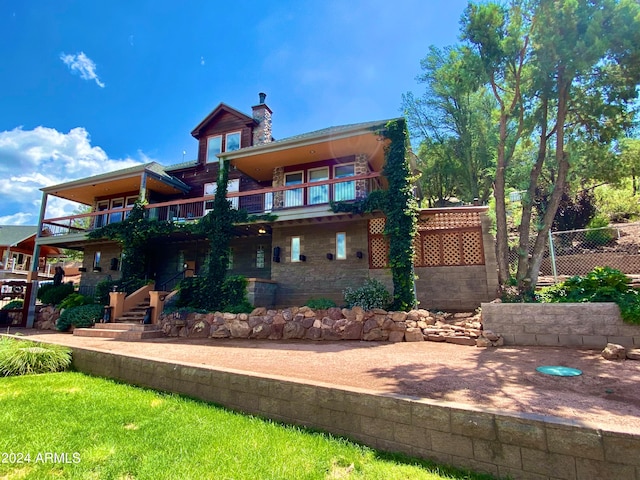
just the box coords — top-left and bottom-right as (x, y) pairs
(291, 237), (300, 262)
(94, 251), (101, 269)
(124, 196), (137, 219)
(334, 164), (355, 201)
(109, 198), (125, 223)
(227, 248), (234, 270)
(285, 171), (304, 207)
(207, 135), (222, 163)
(336, 232), (347, 260)
(226, 132), (241, 152)
(256, 245), (265, 268)
(95, 201), (109, 228)
(308, 167), (329, 205)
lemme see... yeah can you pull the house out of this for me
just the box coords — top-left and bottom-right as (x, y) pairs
(32, 94), (498, 310)
(0, 225), (62, 281)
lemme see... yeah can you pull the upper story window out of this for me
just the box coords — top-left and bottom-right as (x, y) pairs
(206, 132), (241, 163)
(207, 136), (222, 163)
(334, 164), (356, 201)
(226, 132), (241, 152)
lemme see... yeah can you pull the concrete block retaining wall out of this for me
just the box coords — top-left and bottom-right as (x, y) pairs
(481, 303), (640, 348)
(72, 347), (640, 480)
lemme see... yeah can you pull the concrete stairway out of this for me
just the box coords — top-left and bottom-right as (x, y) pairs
(73, 299), (163, 340)
(73, 322), (164, 340)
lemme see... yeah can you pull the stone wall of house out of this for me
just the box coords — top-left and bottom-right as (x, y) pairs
(272, 167), (284, 210)
(246, 279), (277, 308)
(481, 302), (640, 348)
(228, 236), (272, 279)
(71, 347), (640, 480)
(158, 307), (502, 346)
(80, 243), (123, 288)
(271, 220), (371, 307)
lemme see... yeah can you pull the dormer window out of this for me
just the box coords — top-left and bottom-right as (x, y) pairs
(225, 132), (241, 152)
(207, 136), (222, 163)
(206, 131), (241, 163)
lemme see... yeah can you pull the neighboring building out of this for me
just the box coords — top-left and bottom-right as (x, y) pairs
(33, 94), (498, 309)
(0, 225), (62, 281)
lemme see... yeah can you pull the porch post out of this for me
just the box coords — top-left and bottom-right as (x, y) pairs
(27, 192), (49, 327)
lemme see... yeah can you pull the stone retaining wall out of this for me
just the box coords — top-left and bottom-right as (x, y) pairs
(71, 348), (640, 480)
(481, 302), (640, 348)
(159, 307), (503, 347)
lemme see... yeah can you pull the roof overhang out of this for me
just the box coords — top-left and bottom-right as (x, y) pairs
(222, 122), (392, 182)
(41, 163), (190, 205)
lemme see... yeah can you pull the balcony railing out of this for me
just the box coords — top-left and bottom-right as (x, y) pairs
(41, 172), (382, 237)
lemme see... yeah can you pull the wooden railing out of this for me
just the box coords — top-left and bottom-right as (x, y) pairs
(41, 172), (382, 236)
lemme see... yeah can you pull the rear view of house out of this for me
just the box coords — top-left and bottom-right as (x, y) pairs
(32, 94), (497, 310)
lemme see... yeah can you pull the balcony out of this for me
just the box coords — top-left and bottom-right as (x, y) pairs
(40, 172), (382, 238)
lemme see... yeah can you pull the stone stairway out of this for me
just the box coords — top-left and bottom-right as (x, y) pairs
(73, 299), (163, 340)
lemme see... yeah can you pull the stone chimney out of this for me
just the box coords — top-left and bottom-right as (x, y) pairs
(252, 92), (273, 145)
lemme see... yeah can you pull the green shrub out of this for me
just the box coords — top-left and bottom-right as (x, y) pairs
(37, 283), (74, 306)
(305, 298), (337, 309)
(59, 293), (95, 310)
(220, 275), (249, 311)
(1, 300), (24, 310)
(594, 182), (640, 222)
(176, 275), (251, 313)
(56, 304), (104, 332)
(584, 215), (615, 246)
(539, 267), (640, 324)
(95, 278), (148, 305)
(0, 338), (71, 376)
(343, 278), (392, 311)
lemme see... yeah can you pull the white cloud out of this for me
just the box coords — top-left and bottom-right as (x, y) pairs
(60, 52), (105, 88)
(0, 126), (145, 225)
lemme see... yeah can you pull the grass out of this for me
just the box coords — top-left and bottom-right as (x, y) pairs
(0, 337), (71, 376)
(0, 372), (496, 480)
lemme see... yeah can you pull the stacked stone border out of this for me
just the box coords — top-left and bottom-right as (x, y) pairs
(481, 302), (640, 348)
(69, 347), (640, 480)
(159, 307), (503, 347)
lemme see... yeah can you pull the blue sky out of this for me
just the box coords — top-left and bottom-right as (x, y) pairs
(0, 0), (468, 225)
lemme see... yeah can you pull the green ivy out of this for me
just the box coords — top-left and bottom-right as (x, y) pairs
(331, 119), (418, 310)
(89, 201), (175, 285)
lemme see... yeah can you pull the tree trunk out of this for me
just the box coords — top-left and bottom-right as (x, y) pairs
(494, 109), (510, 286)
(526, 76), (571, 291)
(517, 96), (549, 291)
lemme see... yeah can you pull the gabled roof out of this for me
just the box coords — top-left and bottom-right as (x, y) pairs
(0, 226), (37, 247)
(190, 103), (255, 139)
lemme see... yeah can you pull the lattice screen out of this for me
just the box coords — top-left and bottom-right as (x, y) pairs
(422, 234), (441, 266)
(418, 211), (481, 231)
(461, 230), (484, 265)
(368, 214), (485, 269)
(369, 235), (389, 268)
(369, 217), (386, 234)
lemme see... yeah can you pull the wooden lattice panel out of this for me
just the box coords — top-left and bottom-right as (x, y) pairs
(413, 235), (423, 265)
(422, 233), (441, 266)
(442, 232), (461, 265)
(369, 236), (389, 268)
(369, 217), (386, 234)
(462, 230), (484, 265)
(418, 211), (481, 231)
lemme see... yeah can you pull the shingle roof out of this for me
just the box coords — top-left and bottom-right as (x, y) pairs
(0, 226), (37, 247)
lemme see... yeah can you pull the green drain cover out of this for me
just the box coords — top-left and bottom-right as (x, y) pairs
(536, 366), (583, 377)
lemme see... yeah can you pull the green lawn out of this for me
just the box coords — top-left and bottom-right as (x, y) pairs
(0, 372), (496, 480)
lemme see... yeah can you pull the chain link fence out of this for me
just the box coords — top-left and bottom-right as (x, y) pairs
(509, 222), (640, 286)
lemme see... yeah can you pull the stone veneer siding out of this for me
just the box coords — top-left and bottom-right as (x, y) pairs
(481, 302), (640, 348)
(81, 243), (123, 288)
(271, 220), (370, 307)
(71, 347), (640, 480)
